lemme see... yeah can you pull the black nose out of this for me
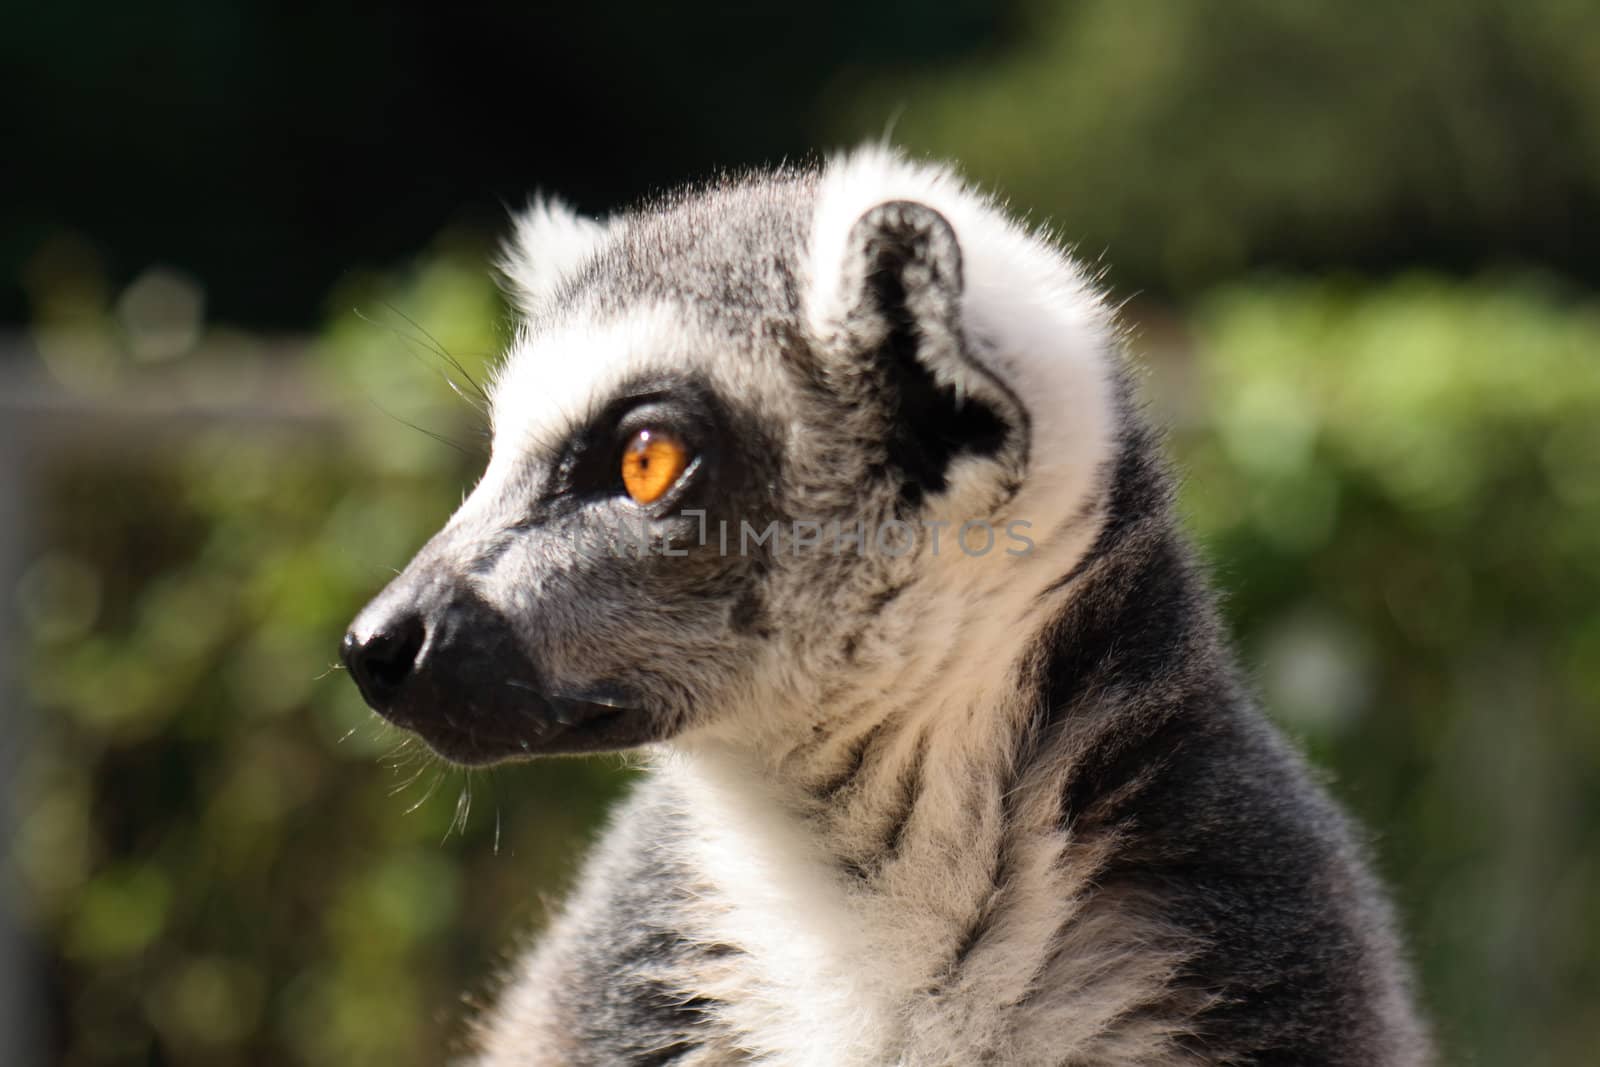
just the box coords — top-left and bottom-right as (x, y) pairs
(341, 611), (427, 712)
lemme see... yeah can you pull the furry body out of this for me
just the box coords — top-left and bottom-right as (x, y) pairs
(343, 150), (1429, 1065)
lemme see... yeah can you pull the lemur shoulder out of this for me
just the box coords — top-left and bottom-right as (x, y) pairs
(342, 148), (1431, 1066)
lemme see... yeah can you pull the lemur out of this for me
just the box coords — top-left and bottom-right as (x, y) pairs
(341, 148), (1431, 1065)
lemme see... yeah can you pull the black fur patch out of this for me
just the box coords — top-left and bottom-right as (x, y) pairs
(848, 727), (931, 883)
(815, 718), (887, 801)
(858, 202), (1009, 507)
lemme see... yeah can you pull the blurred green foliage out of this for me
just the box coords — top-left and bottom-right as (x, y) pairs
(13, 242), (1599, 1065)
(834, 0), (1600, 295)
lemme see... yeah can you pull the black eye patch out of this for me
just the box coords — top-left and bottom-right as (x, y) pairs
(540, 376), (721, 511)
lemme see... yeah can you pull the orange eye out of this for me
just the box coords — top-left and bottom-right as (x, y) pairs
(620, 429), (691, 505)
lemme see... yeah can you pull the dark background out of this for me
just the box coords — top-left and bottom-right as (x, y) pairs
(9, 1), (1600, 330)
(3, 3), (1007, 328)
(5, 3), (1599, 1066)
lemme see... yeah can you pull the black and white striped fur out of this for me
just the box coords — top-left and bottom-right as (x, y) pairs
(343, 149), (1429, 1065)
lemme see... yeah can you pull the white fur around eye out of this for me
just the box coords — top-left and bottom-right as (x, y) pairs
(478, 304), (682, 491)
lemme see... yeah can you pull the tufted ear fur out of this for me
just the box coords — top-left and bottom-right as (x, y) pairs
(497, 196), (610, 314)
(830, 200), (1025, 507)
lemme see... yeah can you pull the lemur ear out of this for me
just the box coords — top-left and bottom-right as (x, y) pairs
(497, 196), (609, 314)
(831, 200), (1022, 506)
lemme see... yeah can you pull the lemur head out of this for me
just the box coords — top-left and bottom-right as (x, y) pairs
(342, 149), (1117, 765)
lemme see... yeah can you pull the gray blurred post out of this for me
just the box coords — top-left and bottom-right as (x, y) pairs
(0, 336), (330, 1066)
(0, 416), (41, 1067)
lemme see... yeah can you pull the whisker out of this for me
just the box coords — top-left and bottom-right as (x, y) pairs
(405, 768), (447, 815)
(446, 773), (474, 842)
(376, 301), (495, 410)
(388, 760), (432, 796)
(489, 768), (503, 857)
(382, 734), (423, 766)
(354, 305), (493, 432)
(365, 396), (482, 458)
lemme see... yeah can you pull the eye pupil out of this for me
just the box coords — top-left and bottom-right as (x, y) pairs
(621, 429), (690, 505)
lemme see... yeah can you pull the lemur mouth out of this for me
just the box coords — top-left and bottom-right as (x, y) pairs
(341, 582), (667, 764)
(536, 685), (665, 753)
(373, 682), (652, 767)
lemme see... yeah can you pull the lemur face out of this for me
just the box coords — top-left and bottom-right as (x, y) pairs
(342, 154), (1114, 765)
(342, 355), (786, 764)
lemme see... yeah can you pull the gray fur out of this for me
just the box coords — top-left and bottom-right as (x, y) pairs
(342, 152), (1430, 1065)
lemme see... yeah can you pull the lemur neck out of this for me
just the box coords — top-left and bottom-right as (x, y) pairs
(669, 481), (1137, 883)
(672, 551), (1089, 896)
(663, 666), (1038, 1006)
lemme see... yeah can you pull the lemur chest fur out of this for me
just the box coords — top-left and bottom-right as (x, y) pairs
(633, 698), (1196, 1067)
